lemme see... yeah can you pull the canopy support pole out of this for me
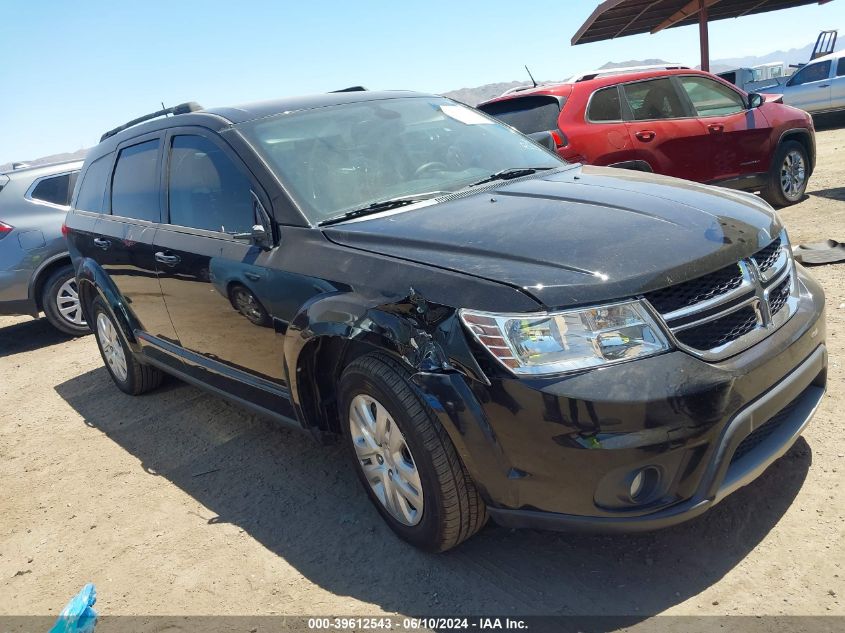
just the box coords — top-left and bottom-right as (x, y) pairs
(699, 0), (710, 71)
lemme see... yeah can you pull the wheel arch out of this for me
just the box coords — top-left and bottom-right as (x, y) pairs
(777, 128), (815, 176)
(76, 258), (142, 349)
(293, 335), (400, 437)
(29, 252), (73, 311)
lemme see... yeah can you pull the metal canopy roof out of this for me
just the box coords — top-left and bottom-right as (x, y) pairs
(573, 0), (834, 45)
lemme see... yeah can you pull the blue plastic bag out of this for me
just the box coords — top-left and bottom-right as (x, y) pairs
(48, 583), (97, 633)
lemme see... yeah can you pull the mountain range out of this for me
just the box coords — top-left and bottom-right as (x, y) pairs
(442, 41), (826, 105)
(3, 39), (833, 167)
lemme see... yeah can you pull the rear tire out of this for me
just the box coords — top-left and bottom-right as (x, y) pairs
(91, 296), (163, 395)
(761, 140), (809, 207)
(41, 265), (89, 336)
(339, 353), (487, 552)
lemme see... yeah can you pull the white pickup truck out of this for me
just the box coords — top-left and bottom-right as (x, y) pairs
(721, 51), (845, 115)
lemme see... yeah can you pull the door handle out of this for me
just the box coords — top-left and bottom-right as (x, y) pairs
(244, 272), (261, 281)
(93, 237), (111, 250)
(819, 84), (830, 88)
(154, 252), (181, 266)
(708, 124), (725, 133)
(635, 130), (656, 142)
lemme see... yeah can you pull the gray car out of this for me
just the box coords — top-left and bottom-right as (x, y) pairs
(0, 160), (87, 335)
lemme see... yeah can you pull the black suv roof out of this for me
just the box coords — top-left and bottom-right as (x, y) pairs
(94, 90), (433, 153)
(205, 90), (429, 124)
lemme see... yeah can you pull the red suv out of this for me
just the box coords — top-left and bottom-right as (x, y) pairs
(477, 69), (815, 207)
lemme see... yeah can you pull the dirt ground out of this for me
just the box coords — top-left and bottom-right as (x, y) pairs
(1, 119), (844, 622)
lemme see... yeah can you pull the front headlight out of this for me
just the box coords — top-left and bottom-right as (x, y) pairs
(459, 300), (670, 376)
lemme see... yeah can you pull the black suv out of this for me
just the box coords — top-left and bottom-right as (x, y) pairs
(66, 92), (827, 552)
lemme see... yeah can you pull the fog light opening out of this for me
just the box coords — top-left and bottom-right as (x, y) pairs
(628, 466), (660, 503)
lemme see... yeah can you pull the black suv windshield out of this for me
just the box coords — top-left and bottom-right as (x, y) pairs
(236, 97), (563, 224)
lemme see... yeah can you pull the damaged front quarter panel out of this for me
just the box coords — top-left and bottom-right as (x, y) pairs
(371, 286), (490, 383)
(378, 289), (515, 504)
(283, 286), (493, 440)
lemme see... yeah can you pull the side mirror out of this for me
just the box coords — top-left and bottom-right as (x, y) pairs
(233, 224), (271, 249)
(249, 224), (269, 245)
(748, 93), (764, 109)
(233, 191), (274, 249)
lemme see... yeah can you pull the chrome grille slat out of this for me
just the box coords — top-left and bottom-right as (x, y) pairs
(645, 231), (798, 361)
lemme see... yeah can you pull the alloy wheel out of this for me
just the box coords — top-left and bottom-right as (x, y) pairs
(56, 279), (85, 326)
(780, 150), (806, 201)
(96, 312), (128, 382)
(349, 394), (424, 526)
(233, 288), (264, 324)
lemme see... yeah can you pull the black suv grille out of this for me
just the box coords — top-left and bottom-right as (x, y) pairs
(769, 275), (792, 316)
(753, 236), (782, 274)
(675, 306), (759, 350)
(645, 263), (743, 315)
(645, 235), (794, 358)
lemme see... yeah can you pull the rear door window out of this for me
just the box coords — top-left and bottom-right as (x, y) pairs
(30, 172), (76, 206)
(167, 134), (255, 235)
(678, 76), (745, 116)
(477, 96), (564, 134)
(622, 78), (688, 120)
(837, 57), (845, 77)
(587, 86), (622, 121)
(111, 139), (161, 222)
(75, 154), (112, 212)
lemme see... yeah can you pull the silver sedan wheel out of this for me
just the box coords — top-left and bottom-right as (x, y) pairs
(96, 313), (128, 382)
(780, 150), (806, 201)
(56, 279), (85, 326)
(349, 394), (424, 526)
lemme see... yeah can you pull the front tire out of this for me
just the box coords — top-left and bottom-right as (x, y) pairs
(91, 296), (163, 395)
(41, 265), (89, 336)
(762, 140), (809, 207)
(339, 353), (487, 552)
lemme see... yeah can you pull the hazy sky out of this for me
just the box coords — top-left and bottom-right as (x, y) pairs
(2, 0), (843, 164)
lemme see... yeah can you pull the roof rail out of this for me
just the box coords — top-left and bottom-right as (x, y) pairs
(100, 102), (203, 142)
(567, 64), (688, 83)
(330, 86), (367, 92)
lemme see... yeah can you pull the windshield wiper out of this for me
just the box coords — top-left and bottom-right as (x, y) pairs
(318, 191), (449, 226)
(467, 166), (556, 188)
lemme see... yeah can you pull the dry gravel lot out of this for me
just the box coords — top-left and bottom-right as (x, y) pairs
(1, 118), (844, 622)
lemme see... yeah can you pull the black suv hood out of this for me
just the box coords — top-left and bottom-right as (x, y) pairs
(322, 165), (781, 309)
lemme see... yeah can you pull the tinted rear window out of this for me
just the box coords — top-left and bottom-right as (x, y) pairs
(478, 96), (564, 134)
(838, 57), (845, 77)
(111, 140), (161, 222)
(30, 173), (76, 206)
(587, 86), (622, 121)
(76, 153), (113, 212)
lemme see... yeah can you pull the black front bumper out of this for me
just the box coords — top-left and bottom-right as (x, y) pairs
(487, 343), (825, 532)
(413, 267), (827, 532)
